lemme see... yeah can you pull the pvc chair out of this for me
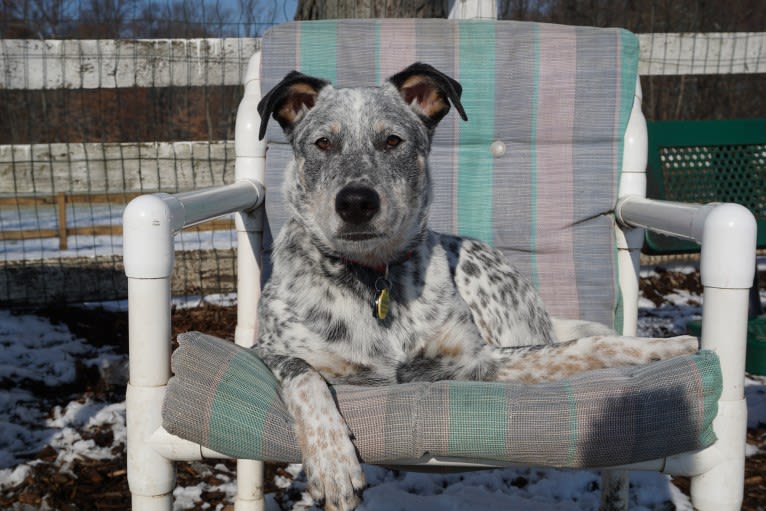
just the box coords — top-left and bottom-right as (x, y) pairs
(123, 20), (756, 511)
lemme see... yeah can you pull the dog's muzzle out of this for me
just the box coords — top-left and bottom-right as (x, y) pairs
(335, 185), (381, 226)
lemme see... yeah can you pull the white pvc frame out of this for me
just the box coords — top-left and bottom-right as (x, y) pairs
(615, 80), (754, 511)
(123, 51), (267, 510)
(123, 51), (755, 511)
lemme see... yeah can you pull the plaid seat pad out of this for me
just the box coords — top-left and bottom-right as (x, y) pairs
(163, 332), (721, 467)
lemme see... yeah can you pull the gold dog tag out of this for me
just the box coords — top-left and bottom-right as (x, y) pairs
(374, 287), (390, 321)
(373, 270), (391, 321)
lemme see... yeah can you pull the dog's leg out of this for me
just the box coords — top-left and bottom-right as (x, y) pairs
(262, 355), (365, 511)
(492, 334), (698, 383)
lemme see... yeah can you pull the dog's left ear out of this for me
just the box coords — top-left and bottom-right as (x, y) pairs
(257, 71), (330, 140)
(388, 63), (468, 127)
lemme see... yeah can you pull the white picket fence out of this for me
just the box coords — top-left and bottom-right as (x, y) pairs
(0, 38), (260, 196)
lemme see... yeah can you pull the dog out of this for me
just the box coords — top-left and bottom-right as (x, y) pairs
(253, 63), (698, 511)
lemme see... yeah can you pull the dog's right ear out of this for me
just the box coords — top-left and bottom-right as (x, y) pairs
(257, 71), (330, 140)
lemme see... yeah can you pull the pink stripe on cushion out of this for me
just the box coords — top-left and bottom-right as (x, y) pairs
(379, 19), (417, 83)
(534, 24), (580, 319)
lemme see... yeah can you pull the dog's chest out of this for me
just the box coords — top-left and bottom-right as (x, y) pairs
(262, 240), (485, 383)
(310, 254), (472, 352)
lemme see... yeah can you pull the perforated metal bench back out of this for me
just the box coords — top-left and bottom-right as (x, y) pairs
(645, 119), (766, 253)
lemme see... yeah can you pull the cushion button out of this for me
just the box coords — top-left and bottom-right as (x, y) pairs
(490, 140), (506, 158)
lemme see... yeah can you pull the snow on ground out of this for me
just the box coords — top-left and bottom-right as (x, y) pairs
(262, 463), (694, 511)
(0, 269), (765, 510)
(0, 310), (124, 470)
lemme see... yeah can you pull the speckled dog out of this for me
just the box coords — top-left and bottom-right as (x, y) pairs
(254, 63), (697, 511)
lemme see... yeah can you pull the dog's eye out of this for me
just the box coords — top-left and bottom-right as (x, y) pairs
(315, 137), (331, 151)
(385, 135), (403, 149)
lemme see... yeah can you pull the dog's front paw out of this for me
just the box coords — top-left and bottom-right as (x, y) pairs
(302, 430), (366, 511)
(281, 369), (367, 510)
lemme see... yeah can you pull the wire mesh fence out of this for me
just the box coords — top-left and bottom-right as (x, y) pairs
(0, 1), (288, 307)
(0, 35), (260, 306)
(638, 32), (766, 121)
(0, 2), (764, 306)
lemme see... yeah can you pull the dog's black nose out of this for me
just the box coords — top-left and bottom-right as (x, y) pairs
(335, 185), (381, 225)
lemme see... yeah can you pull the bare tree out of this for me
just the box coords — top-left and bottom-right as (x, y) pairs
(499, 0), (553, 21)
(1, 0), (75, 37)
(76, 0), (139, 38)
(295, 0), (448, 19)
(238, 0), (279, 36)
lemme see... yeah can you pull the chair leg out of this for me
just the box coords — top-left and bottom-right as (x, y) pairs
(127, 383), (175, 510)
(235, 459), (266, 511)
(125, 275), (175, 510)
(130, 494), (173, 511)
(689, 399), (747, 511)
(599, 470), (629, 511)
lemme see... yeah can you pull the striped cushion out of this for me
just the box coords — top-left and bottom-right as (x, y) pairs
(260, 20), (639, 331)
(164, 332), (721, 466)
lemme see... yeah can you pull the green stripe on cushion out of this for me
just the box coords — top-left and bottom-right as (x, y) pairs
(373, 21), (382, 85)
(612, 29), (640, 334)
(208, 349), (281, 460)
(298, 20), (338, 82)
(457, 21), (495, 244)
(616, 29), (640, 177)
(448, 381), (506, 457)
(695, 350), (723, 446)
(566, 382), (578, 465)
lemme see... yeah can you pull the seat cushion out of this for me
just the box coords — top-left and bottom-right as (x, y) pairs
(163, 332), (721, 467)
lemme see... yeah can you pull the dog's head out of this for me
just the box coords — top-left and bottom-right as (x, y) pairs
(258, 63), (467, 267)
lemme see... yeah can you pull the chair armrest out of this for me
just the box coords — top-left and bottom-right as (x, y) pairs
(615, 196), (756, 290)
(122, 179), (264, 280)
(616, 195), (756, 403)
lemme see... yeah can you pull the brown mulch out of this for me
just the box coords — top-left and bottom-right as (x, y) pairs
(639, 267), (704, 307)
(744, 432), (766, 510)
(2, 269), (765, 510)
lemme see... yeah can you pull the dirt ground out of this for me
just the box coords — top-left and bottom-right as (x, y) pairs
(1, 269), (765, 510)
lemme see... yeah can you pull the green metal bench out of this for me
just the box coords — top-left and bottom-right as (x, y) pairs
(645, 118), (766, 254)
(645, 118), (766, 373)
